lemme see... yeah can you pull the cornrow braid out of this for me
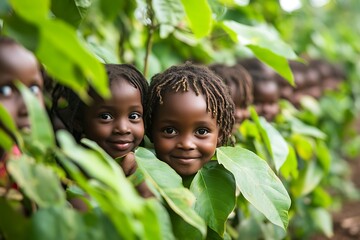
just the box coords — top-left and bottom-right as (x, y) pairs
(146, 62), (235, 146)
(209, 63), (253, 108)
(52, 63), (148, 142)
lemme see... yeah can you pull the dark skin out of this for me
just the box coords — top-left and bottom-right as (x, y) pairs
(253, 80), (280, 121)
(75, 79), (153, 202)
(227, 81), (250, 131)
(0, 43), (44, 159)
(151, 90), (221, 177)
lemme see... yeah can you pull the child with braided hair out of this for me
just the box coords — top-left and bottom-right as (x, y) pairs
(209, 63), (253, 132)
(145, 62), (235, 177)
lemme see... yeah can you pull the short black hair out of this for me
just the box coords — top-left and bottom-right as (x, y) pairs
(145, 62), (235, 145)
(52, 63), (148, 141)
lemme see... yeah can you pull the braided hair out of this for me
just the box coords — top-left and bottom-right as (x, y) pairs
(52, 63), (148, 142)
(145, 62), (235, 146)
(209, 63), (253, 108)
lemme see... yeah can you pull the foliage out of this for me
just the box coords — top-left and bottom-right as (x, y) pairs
(1, 0), (360, 239)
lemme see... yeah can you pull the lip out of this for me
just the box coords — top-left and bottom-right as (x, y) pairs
(171, 156), (199, 164)
(108, 140), (133, 151)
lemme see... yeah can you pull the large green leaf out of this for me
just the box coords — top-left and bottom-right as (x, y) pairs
(152, 0), (185, 38)
(57, 132), (154, 239)
(216, 146), (291, 230)
(7, 155), (66, 208)
(289, 118), (326, 139)
(221, 20), (297, 85)
(9, 0), (49, 22)
(135, 147), (207, 238)
(250, 107), (288, 172)
(36, 19), (109, 100)
(180, 0), (212, 38)
(17, 82), (55, 148)
(190, 161), (236, 237)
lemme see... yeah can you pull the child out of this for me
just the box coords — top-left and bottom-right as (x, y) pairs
(209, 63), (253, 131)
(239, 58), (280, 121)
(0, 36), (44, 188)
(145, 62), (235, 177)
(52, 63), (152, 198)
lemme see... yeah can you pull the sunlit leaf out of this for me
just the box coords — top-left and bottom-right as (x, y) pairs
(216, 146), (291, 230)
(135, 147), (207, 238)
(152, 0), (184, 38)
(250, 108), (289, 172)
(280, 144), (298, 180)
(36, 19), (110, 101)
(190, 161), (236, 236)
(291, 134), (314, 161)
(180, 0), (212, 38)
(9, 0), (49, 22)
(316, 140), (331, 172)
(221, 20), (297, 84)
(7, 155), (66, 208)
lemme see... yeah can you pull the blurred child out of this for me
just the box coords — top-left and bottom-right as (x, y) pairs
(145, 62), (235, 177)
(209, 63), (253, 131)
(238, 58), (280, 121)
(0, 36), (44, 188)
(52, 64), (152, 198)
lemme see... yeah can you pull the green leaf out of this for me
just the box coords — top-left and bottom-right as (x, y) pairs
(152, 0), (185, 38)
(0, 104), (17, 150)
(135, 147), (207, 238)
(291, 161), (324, 197)
(0, 198), (31, 240)
(248, 45), (294, 86)
(17, 82), (55, 148)
(250, 108), (289, 172)
(221, 20), (297, 85)
(7, 155), (66, 208)
(291, 134), (315, 161)
(36, 19), (110, 101)
(190, 161), (236, 237)
(280, 144), (298, 180)
(57, 132), (161, 240)
(180, 0), (212, 38)
(9, 0), (49, 22)
(309, 208), (333, 238)
(51, 0), (83, 27)
(216, 146), (291, 230)
(316, 140), (331, 173)
(289, 118), (326, 139)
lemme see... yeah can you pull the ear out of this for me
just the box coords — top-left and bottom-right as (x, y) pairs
(217, 132), (223, 147)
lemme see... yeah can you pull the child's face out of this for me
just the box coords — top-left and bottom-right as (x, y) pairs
(151, 90), (220, 177)
(0, 44), (44, 130)
(254, 81), (279, 121)
(82, 80), (144, 159)
(228, 82), (249, 129)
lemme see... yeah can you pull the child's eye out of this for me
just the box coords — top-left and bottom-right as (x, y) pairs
(129, 112), (142, 120)
(196, 128), (209, 135)
(163, 127), (177, 135)
(99, 113), (113, 120)
(0, 85), (13, 97)
(29, 85), (41, 95)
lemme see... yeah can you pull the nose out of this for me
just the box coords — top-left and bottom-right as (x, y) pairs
(177, 133), (196, 150)
(113, 118), (130, 134)
(15, 94), (30, 128)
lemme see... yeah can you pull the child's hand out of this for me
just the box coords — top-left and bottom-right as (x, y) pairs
(120, 152), (137, 177)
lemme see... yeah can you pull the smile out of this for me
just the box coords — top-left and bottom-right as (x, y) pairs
(109, 141), (132, 151)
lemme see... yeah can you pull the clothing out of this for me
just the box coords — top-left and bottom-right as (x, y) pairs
(0, 145), (21, 188)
